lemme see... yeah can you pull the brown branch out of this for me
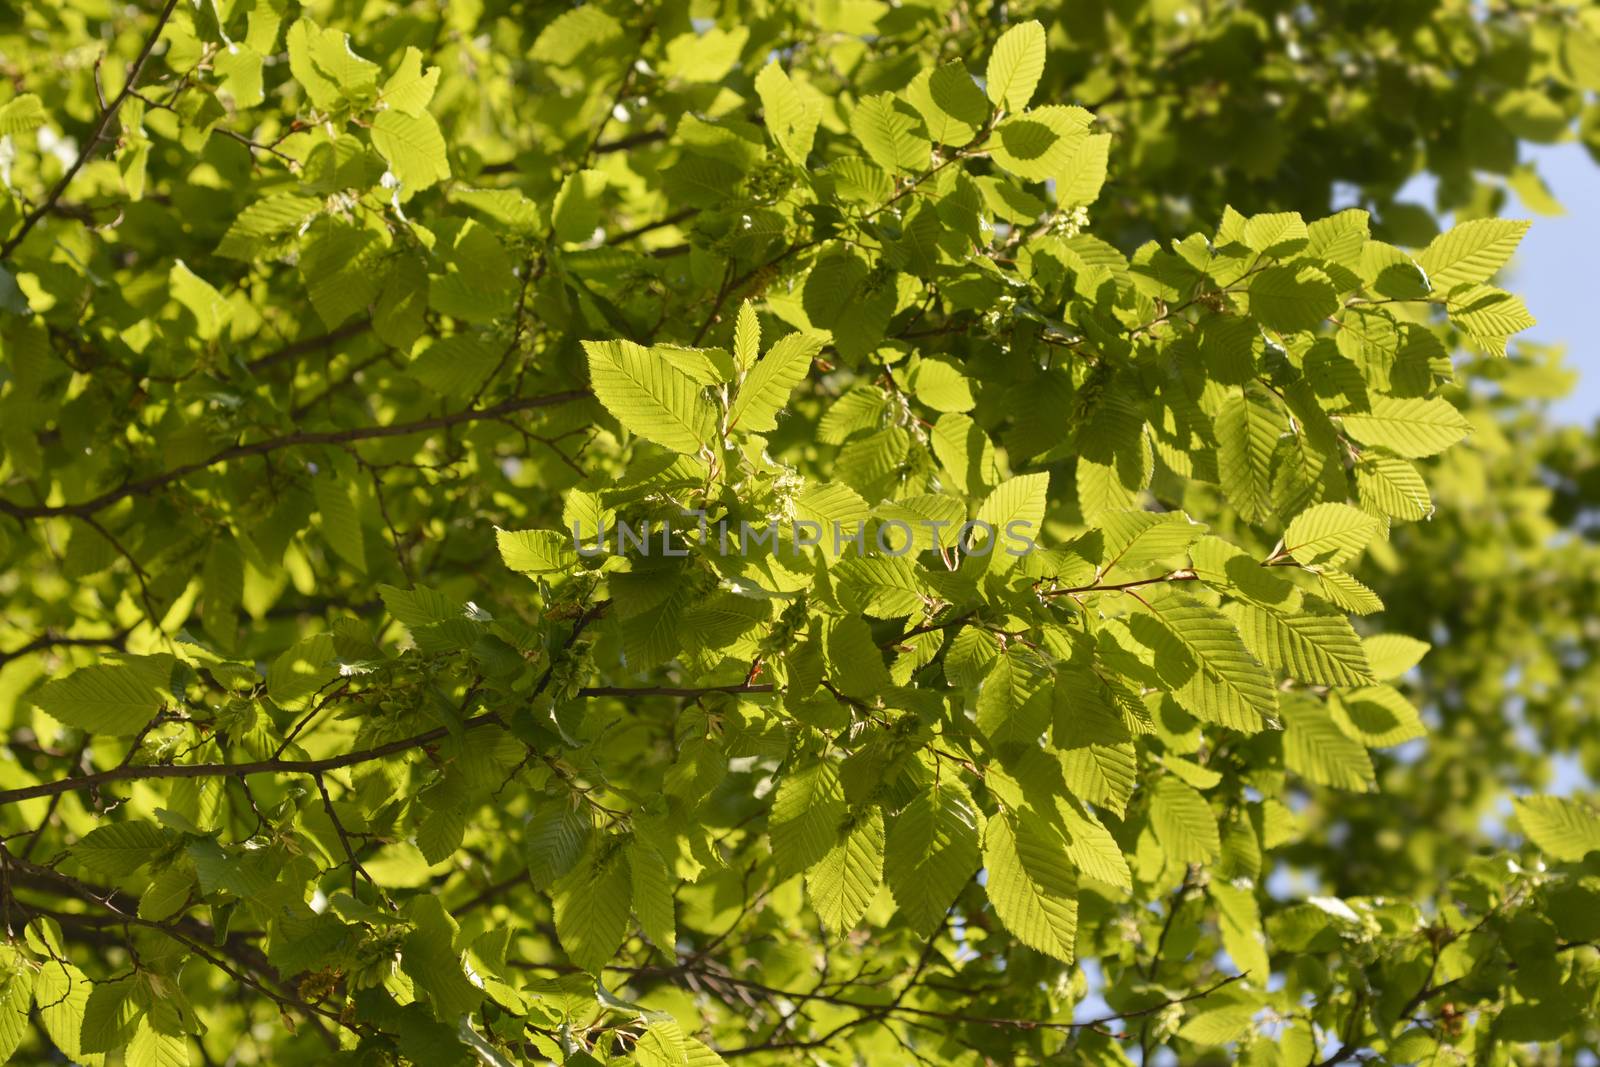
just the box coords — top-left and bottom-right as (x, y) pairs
(0, 676), (780, 805)
(0, 628), (129, 668)
(1039, 569), (1200, 598)
(578, 684), (774, 698)
(248, 317), (372, 373)
(0, 389), (591, 521)
(0, 0), (183, 258)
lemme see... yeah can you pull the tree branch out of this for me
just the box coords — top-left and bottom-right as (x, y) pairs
(0, 677), (779, 804)
(0, 0), (183, 258)
(0, 389), (591, 520)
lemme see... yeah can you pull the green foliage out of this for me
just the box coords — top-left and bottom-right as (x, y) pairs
(2, 1), (1600, 1065)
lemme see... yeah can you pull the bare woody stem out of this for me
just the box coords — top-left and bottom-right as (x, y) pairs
(0, 682), (773, 805)
(0, 0), (184, 259)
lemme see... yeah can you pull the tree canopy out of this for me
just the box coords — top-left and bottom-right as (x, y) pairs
(2, 1), (1600, 1065)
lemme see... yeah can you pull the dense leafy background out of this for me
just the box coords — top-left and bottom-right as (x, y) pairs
(2, 1), (1600, 1065)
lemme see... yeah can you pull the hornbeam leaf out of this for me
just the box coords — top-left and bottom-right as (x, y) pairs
(583, 339), (718, 454)
(1284, 502), (1383, 568)
(728, 331), (825, 433)
(885, 779), (981, 933)
(1057, 798), (1132, 891)
(906, 62), (989, 147)
(1132, 591), (1278, 732)
(1447, 285), (1537, 339)
(1339, 397), (1472, 457)
(33, 658), (170, 736)
(1356, 454), (1433, 520)
(0, 94), (47, 136)
(807, 807), (884, 934)
(553, 848), (633, 973)
(1248, 265), (1338, 332)
(986, 20), (1047, 111)
(733, 301), (761, 372)
(983, 809), (1079, 964)
(755, 62), (820, 166)
(1150, 776), (1221, 863)
(1283, 697), (1376, 792)
(34, 959), (95, 1062)
(770, 760), (847, 877)
(1361, 634), (1430, 680)
(125, 1018), (188, 1067)
(974, 471), (1050, 573)
(628, 839), (677, 952)
(1513, 795), (1600, 862)
(370, 108), (451, 190)
(71, 821), (171, 877)
(1230, 604), (1374, 687)
(1216, 391), (1285, 524)
(1329, 685), (1426, 747)
(850, 92), (931, 175)
(1417, 218), (1531, 291)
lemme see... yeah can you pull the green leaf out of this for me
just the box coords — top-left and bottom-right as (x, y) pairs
(1210, 881), (1269, 979)
(885, 779), (981, 934)
(906, 62), (989, 147)
(1355, 454), (1433, 520)
(71, 821), (170, 877)
(1215, 391), (1284, 525)
(583, 339), (719, 454)
(1417, 218), (1531, 291)
(807, 807), (884, 934)
(553, 847), (633, 973)
(1284, 502), (1382, 568)
(628, 839), (677, 953)
(81, 980), (139, 1055)
(1150, 776), (1221, 864)
(973, 471), (1050, 573)
(370, 109), (451, 191)
(32, 658), (169, 736)
(986, 20), (1047, 112)
(169, 260), (227, 340)
(1132, 592), (1278, 732)
(1242, 211), (1309, 257)
(1248, 265), (1338, 333)
(983, 809), (1079, 964)
(313, 474), (367, 574)
(991, 106), (1093, 183)
(1361, 634), (1429, 680)
(1329, 685), (1425, 747)
(1339, 396), (1472, 457)
(1057, 799), (1132, 891)
(770, 760), (847, 878)
(496, 528), (578, 574)
(1283, 697), (1376, 792)
(755, 62), (820, 167)
(215, 194), (322, 260)
(402, 895), (484, 1015)
(34, 958), (94, 1062)
(850, 93), (931, 175)
(1230, 604), (1374, 687)
(126, 1017), (188, 1067)
(1447, 285), (1537, 339)
(524, 805), (592, 890)
(0, 94), (47, 136)
(733, 301), (760, 373)
(552, 169), (607, 243)
(381, 47), (441, 116)
(0, 950), (33, 1061)
(1316, 568), (1385, 615)
(1512, 795), (1600, 862)
(728, 331), (824, 433)
(975, 644), (1052, 742)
